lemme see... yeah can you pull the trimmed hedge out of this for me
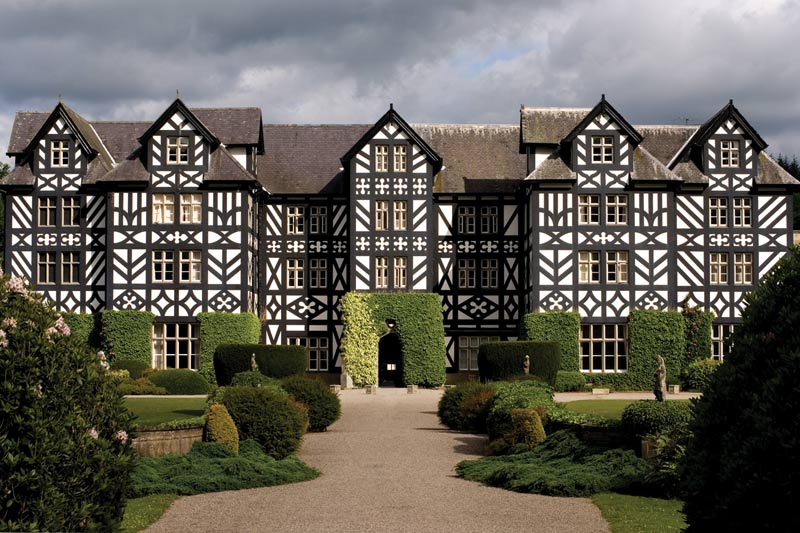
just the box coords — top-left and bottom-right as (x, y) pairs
(589, 311), (685, 390)
(221, 386), (308, 459)
(204, 403), (239, 455)
(281, 376), (341, 432)
(100, 310), (155, 364)
(521, 311), (581, 371)
(554, 371), (586, 392)
(214, 344), (307, 385)
(112, 359), (149, 380)
(230, 371), (283, 389)
(477, 341), (561, 385)
(681, 304), (714, 367)
(340, 292), (446, 387)
(61, 311), (100, 349)
(148, 369), (210, 395)
(620, 400), (694, 437)
(197, 312), (261, 384)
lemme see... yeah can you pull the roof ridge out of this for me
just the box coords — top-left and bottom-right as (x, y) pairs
(191, 106), (261, 111)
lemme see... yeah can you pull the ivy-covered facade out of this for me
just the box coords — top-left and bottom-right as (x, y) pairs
(1, 96), (796, 376)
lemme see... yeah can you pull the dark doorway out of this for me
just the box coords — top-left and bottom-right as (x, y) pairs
(378, 333), (404, 387)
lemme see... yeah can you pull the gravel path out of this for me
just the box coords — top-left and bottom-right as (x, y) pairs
(147, 388), (609, 533)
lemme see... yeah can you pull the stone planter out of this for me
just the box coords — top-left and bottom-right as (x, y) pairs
(668, 384), (681, 394)
(133, 424), (204, 458)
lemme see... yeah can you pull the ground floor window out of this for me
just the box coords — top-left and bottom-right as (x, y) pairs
(458, 335), (499, 371)
(287, 335), (330, 371)
(712, 323), (735, 361)
(152, 323), (199, 370)
(580, 323), (627, 373)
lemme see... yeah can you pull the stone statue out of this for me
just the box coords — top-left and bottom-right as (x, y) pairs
(654, 356), (667, 402)
(523, 355), (530, 375)
(250, 353), (259, 372)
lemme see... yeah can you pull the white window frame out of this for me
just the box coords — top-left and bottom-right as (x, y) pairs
(38, 197), (56, 227)
(179, 250), (202, 283)
(579, 251), (600, 283)
(394, 256), (407, 289)
(710, 252), (728, 284)
(480, 206), (499, 234)
(458, 206), (476, 234)
(310, 258), (327, 289)
(712, 323), (735, 361)
(180, 194), (202, 224)
(287, 258), (304, 289)
(394, 201), (407, 231)
(458, 335), (499, 371)
(50, 140), (69, 168)
(734, 252), (753, 285)
(166, 136), (189, 165)
(287, 206), (305, 235)
(287, 336), (330, 372)
(720, 139), (740, 168)
(309, 206), (328, 235)
(481, 258), (498, 289)
(153, 194), (175, 224)
(152, 250), (174, 283)
(152, 323), (198, 370)
(393, 145), (407, 172)
(375, 145), (388, 172)
(458, 258), (476, 289)
(37, 251), (56, 285)
(606, 194), (628, 225)
(375, 201), (389, 231)
(62, 196), (81, 227)
(732, 197), (752, 228)
(375, 257), (389, 289)
(578, 195), (600, 225)
(591, 135), (614, 164)
(580, 323), (628, 373)
(61, 251), (79, 285)
(606, 251), (628, 284)
(709, 197), (728, 227)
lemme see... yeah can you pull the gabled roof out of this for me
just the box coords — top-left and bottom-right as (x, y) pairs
(340, 106), (442, 175)
(137, 98), (219, 148)
(563, 96), (643, 146)
(668, 100), (768, 168)
(193, 108), (263, 152)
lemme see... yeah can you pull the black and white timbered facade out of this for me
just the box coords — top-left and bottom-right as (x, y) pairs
(3, 96), (796, 374)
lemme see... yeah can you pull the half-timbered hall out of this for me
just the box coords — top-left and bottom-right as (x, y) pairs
(2, 96), (796, 375)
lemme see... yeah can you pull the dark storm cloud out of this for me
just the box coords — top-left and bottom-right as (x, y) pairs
(1, 0), (799, 162)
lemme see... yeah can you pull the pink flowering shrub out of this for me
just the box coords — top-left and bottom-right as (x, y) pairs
(0, 273), (136, 531)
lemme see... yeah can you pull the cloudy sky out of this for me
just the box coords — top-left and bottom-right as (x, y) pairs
(1, 0), (799, 164)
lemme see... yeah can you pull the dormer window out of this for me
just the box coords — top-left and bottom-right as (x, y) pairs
(591, 136), (614, 164)
(51, 140), (69, 167)
(720, 139), (740, 168)
(375, 145), (388, 172)
(166, 136), (189, 165)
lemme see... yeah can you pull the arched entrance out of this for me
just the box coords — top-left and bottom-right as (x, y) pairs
(378, 332), (404, 387)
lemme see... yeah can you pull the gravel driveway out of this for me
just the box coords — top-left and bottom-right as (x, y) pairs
(147, 388), (609, 533)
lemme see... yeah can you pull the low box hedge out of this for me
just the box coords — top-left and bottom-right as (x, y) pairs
(477, 341), (561, 385)
(148, 369), (210, 395)
(620, 400), (694, 437)
(214, 344), (307, 386)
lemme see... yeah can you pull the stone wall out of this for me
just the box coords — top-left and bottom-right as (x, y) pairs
(133, 424), (204, 458)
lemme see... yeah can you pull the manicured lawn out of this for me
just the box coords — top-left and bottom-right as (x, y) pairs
(592, 493), (686, 533)
(121, 494), (179, 533)
(564, 399), (691, 420)
(124, 397), (206, 426)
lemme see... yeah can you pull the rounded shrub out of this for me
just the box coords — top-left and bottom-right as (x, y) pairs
(231, 371), (283, 390)
(554, 371), (586, 392)
(0, 272), (136, 531)
(117, 377), (167, 396)
(488, 407), (547, 455)
(437, 381), (494, 431)
(680, 358), (722, 392)
(460, 386), (496, 433)
(148, 369), (209, 395)
(281, 376), (341, 432)
(204, 403), (239, 455)
(620, 400), (693, 437)
(486, 380), (555, 440)
(111, 359), (150, 379)
(681, 248), (800, 531)
(221, 386), (308, 459)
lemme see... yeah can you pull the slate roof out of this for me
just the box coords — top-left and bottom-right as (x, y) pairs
(525, 145), (679, 183)
(193, 108), (262, 147)
(521, 107), (590, 144)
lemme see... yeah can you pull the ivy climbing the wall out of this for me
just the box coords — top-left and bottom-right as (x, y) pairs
(100, 310), (155, 364)
(198, 312), (261, 384)
(521, 311), (581, 371)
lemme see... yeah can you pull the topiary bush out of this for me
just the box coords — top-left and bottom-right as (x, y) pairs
(487, 408), (547, 456)
(148, 369), (209, 395)
(477, 341), (561, 385)
(231, 371), (284, 390)
(213, 344), (307, 386)
(117, 377), (167, 396)
(521, 311), (581, 371)
(197, 312), (261, 385)
(112, 359), (150, 380)
(460, 386), (496, 434)
(221, 386), (308, 459)
(620, 400), (694, 437)
(280, 376), (341, 432)
(0, 272), (136, 531)
(486, 380), (555, 440)
(681, 247), (800, 532)
(680, 358), (721, 392)
(554, 371), (586, 392)
(204, 403), (239, 456)
(437, 381), (495, 431)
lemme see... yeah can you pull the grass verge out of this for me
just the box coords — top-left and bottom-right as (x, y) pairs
(124, 397), (207, 426)
(121, 494), (179, 533)
(592, 493), (686, 533)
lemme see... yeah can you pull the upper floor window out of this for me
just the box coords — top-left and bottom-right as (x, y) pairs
(62, 197), (81, 227)
(375, 201), (389, 231)
(710, 252), (728, 284)
(375, 145), (389, 172)
(394, 201), (407, 231)
(606, 251), (628, 283)
(591, 136), (614, 164)
(375, 257), (389, 289)
(578, 251), (600, 283)
(581, 323), (627, 372)
(38, 197), (56, 227)
(61, 251), (80, 285)
(287, 206), (304, 235)
(179, 250), (202, 283)
(166, 136), (189, 165)
(394, 256), (408, 289)
(578, 195), (600, 225)
(309, 206), (328, 234)
(310, 258), (327, 289)
(394, 145), (407, 172)
(481, 207), (499, 234)
(481, 259), (498, 289)
(734, 252), (753, 284)
(457, 206), (476, 234)
(720, 139), (740, 168)
(709, 197), (728, 227)
(152, 250), (174, 283)
(287, 258), (304, 289)
(37, 252), (56, 285)
(607, 195), (628, 225)
(51, 140), (69, 168)
(732, 197), (752, 227)
(458, 258), (476, 289)
(180, 194), (202, 224)
(153, 194), (174, 224)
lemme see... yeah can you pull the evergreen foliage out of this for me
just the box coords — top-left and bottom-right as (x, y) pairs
(213, 344), (307, 385)
(477, 340), (561, 385)
(680, 358), (721, 392)
(112, 359), (150, 380)
(100, 310), (155, 364)
(61, 311), (100, 349)
(148, 369), (209, 395)
(486, 408), (547, 456)
(521, 311), (581, 371)
(681, 247), (800, 532)
(681, 303), (713, 366)
(620, 400), (694, 437)
(230, 371), (284, 390)
(0, 272), (136, 531)
(437, 381), (496, 431)
(554, 371), (587, 392)
(197, 312), (261, 384)
(280, 376), (342, 432)
(204, 403), (239, 455)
